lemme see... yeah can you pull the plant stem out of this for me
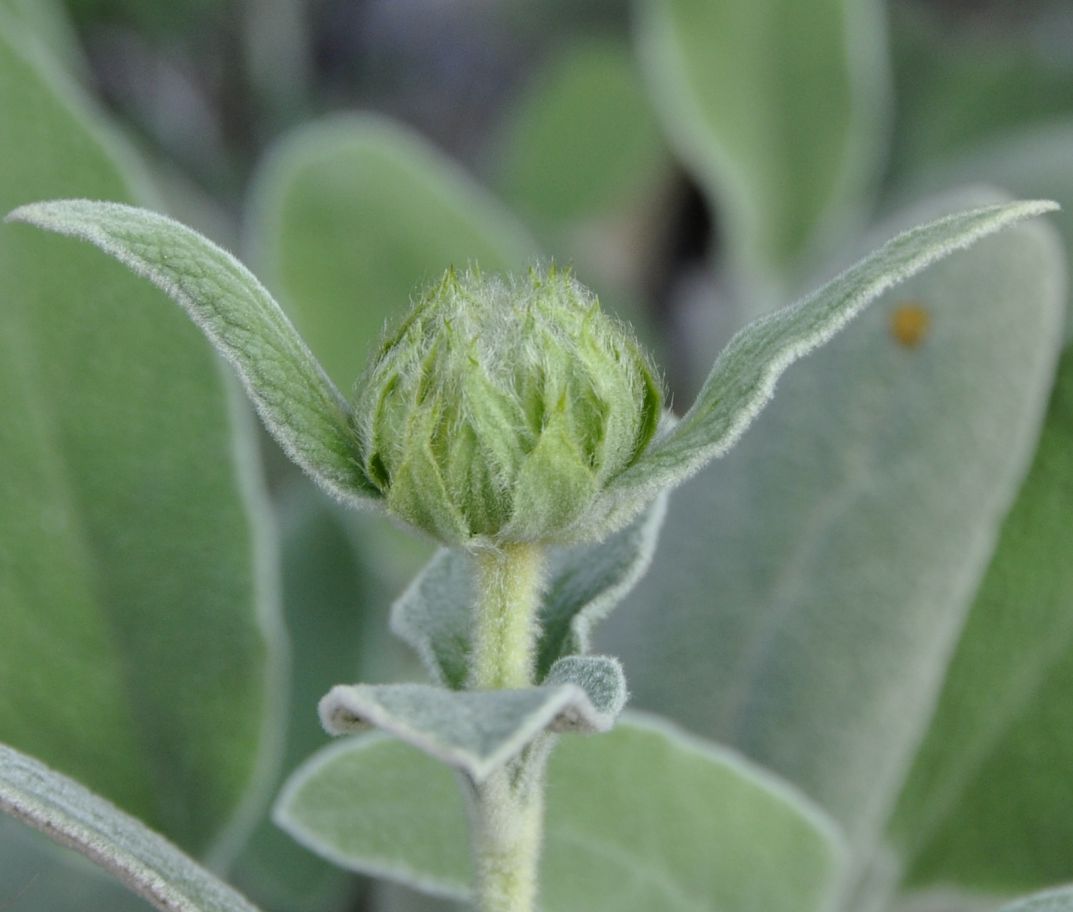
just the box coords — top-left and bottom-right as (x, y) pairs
(469, 542), (544, 691)
(468, 542), (546, 912)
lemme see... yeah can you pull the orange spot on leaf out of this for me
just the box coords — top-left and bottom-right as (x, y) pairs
(890, 302), (930, 348)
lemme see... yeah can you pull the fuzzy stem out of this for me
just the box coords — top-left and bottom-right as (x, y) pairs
(468, 542), (546, 912)
(469, 543), (544, 690)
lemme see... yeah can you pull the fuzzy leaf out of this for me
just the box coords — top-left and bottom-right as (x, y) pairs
(391, 495), (667, 688)
(637, 0), (888, 274)
(999, 889), (1073, 912)
(278, 715), (846, 911)
(318, 667), (621, 783)
(246, 113), (536, 391)
(0, 744), (264, 912)
(889, 347), (1073, 892)
(599, 192), (1066, 848)
(592, 200), (1060, 539)
(542, 656), (627, 732)
(4, 199), (373, 505)
(0, 16), (281, 858)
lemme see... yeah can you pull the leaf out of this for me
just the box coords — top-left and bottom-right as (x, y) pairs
(229, 485), (372, 912)
(889, 347), (1073, 893)
(542, 656), (627, 732)
(999, 888), (1073, 912)
(889, 7), (1073, 177)
(280, 715), (846, 911)
(276, 734), (474, 901)
(598, 191), (1067, 849)
(589, 199), (1060, 538)
(0, 743), (264, 912)
(0, 818), (152, 912)
(318, 659), (624, 783)
(494, 37), (666, 228)
(4, 199), (374, 506)
(246, 113), (536, 391)
(0, 16), (282, 857)
(535, 491), (667, 675)
(903, 119), (1073, 344)
(636, 0), (888, 274)
(391, 495), (667, 688)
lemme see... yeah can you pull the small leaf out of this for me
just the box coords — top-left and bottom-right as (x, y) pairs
(592, 199), (1060, 532)
(543, 656), (627, 733)
(317, 678), (614, 783)
(390, 495), (667, 687)
(999, 888), (1073, 912)
(246, 113), (536, 391)
(537, 491), (667, 675)
(278, 715), (847, 912)
(4, 199), (374, 506)
(0, 743), (264, 912)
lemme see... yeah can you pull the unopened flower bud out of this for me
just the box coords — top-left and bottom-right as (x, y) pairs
(352, 267), (662, 546)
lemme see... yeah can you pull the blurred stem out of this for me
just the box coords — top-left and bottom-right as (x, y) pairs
(468, 542), (546, 912)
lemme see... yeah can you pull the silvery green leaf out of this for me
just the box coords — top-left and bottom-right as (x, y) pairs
(0, 744), (263, 912)
(594, 199), (1059, 526)
(390, 495), (667, 688)
(4, 199), (374, 506)
(389, 547), (474, 690)
(0, 15), (282, 859)
(599, 191), (1066, 850)
(0, 818), (150, 912)
(246, 113), (536, 391)
(999, 888), (1073, 912)
(278, 715), (847, 911)
(542, 656), (627, 733)
(889, 348), (1073, 893)
(537, 491), (667, 675)
(317, 674), (617, 783)
(636, 0), (888, 275)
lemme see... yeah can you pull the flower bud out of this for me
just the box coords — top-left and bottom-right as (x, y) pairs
(352, 267), (662, 546)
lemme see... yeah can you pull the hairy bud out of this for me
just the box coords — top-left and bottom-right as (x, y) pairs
(352, 267), (662, 546)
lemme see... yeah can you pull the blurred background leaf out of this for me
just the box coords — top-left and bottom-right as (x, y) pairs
(0, 7), (283, 863)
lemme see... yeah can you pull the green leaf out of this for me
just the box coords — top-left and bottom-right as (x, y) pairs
(592, 199), (1061, 536)
(229, 485), (371, 912)
(637, 0), (888, 274)
(0, 743), (264, 912)
(391, 495), (667, 689)
(495, 37), (665, 228)
(4, 199), (374, 506)
(318, 660), (624, 782)
(889, 7), (1073, 177)
(278, 715), (847, 911)
(903, 119), (1073, 344)
(246, 113), (536, 391)
(0, 15), (282, 857)
(599, 192), (1067, 847)
(889, 347), (1073, 893)
(999, 888), (1073, 912)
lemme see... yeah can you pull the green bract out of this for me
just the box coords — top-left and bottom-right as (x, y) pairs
(352, 267), (662, 546)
